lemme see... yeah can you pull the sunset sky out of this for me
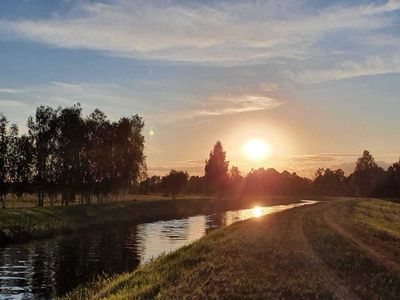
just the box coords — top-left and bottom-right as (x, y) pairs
(0, 0), (399, 178)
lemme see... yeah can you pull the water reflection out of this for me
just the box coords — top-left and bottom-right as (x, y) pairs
(0, 200), (317, 299)
(252, 206), (263, 218)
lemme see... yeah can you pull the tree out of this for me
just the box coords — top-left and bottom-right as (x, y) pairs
(0, 114), (9, 208)
(139, 175), (161, 194)
(376, 159), (400, 197)
(57, 104), (87, 205)
(314, 168), (347, 196)
(161, 170), (189, 199)
(187, 175), (205, 194)
(28, 106), (60, 206)
(85, 109), (112, 203)
(13, 135), (34, 201)
(204, 141), (229, 195)
(110, 115), (146, 200)
(349, 150), (385, 197)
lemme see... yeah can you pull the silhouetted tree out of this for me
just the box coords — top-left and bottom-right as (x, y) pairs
(349, 150), (385, 197)
(28, 106), (59, 206)
(25, 104), (146, 206)
(84, 109), (112, 203)
(139, 175), (162, 194)
(375, 159), (400, 197)
(187, 175), (206, 194)
(0, 114), (8, 208)
(205, 141), (229, 196)
(314, 168), (347, 196)
(161, 170), (189, 199)
(4, 105), (400, 206)
(13, 134), (34, 201)
(111, 116), (146, 198)
(57, 104), (87, 205)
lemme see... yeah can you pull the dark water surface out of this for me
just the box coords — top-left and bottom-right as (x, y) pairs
(0, 200), (316, 299)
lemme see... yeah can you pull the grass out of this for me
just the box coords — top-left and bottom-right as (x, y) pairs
(2, 193), (209, 208)
(61, 198), (400, 299)
(0, 195), (297, 245)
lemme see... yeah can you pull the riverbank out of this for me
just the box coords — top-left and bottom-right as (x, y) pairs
(0, 195), (297, 246)
(62, 198), (400, 299)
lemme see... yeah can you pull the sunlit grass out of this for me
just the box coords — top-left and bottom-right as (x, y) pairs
(352, 199), (400, 238)
(61, 198), (400, 299)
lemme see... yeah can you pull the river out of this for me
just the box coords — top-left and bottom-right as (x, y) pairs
(0, 200), (316, 299)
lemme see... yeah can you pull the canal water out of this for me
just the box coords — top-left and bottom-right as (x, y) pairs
(0, 200), (316, 299)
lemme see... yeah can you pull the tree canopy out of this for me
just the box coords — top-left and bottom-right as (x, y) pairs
(0, 105), (146, 207)
(204, 141), (229, 195)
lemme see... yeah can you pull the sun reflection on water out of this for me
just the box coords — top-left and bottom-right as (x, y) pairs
(252, 206), (262, 218)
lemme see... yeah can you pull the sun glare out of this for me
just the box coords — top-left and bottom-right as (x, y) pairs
(252, 206), (262, 218)
(243, 139), (271, 161)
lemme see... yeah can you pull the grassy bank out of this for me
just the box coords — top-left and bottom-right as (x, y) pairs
(0, 195), (297, 246)
(1, 193), (207, 208)
(62, 198), (400, 299)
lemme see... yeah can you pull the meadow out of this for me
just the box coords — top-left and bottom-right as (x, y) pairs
(60, 198), (400, 299)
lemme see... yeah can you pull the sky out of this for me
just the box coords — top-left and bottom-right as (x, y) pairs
(0, 0), (399, 178)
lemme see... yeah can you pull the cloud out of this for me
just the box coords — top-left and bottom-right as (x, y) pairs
(147, 87), (283, 123)
(289, 54), (400, 83)
(0, 88), (20, 94)
(0, 81), (282, 127)
(0, 0), (399, 65)
(195, 94), (282, 117)
(0, 82), (148, 116)
(0, 99), (28, 108)
(289, 153), (358, 163)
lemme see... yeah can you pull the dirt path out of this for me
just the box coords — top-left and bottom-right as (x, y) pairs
(289, 206), (358, 300)
(323, 205), (400, 272)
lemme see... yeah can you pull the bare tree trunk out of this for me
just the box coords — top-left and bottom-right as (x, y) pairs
(61, 192), (66, 206)
(85, 194), (91, 205)
(62, 191), (70, 206)
(38, 192), (44, 207)
(1, 194), (5, 209)
(49, 193), (55, 207)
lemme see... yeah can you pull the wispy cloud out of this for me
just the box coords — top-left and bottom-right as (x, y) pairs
(0, 82), (149, 123)
(0, 99), (28, 108)
(0, 0), (399, 65)
(289, 153), (359, 163)
(0, 81), (282, 126)
(289, 54), (400, 84)
(195, 94), (282, 117)
(0, 88), (20, 94)
(149, 93), (284, 122)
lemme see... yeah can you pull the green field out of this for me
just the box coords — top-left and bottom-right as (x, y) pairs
(61, 198), (400, 299)
(0, 196), (296, 245)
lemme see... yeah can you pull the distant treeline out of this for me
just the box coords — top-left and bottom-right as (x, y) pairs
(1, 105), (399, 208)
(0, 104), (145, 208)
(141, 142), (400, 199)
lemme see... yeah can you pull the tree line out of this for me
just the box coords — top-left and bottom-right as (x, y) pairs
(1, 104), (399, 208)
(0, 104), (145, 208)
(140, 142), (400, 199)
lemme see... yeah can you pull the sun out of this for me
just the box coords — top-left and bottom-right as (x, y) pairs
(243, 139), (271, 161)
